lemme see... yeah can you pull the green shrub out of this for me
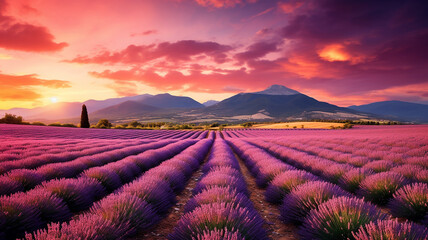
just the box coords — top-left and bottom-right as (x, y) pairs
(62, 123), (77, 128)
(95, 119), (112, 129)
(31, 122), (46, 126)
(0, 113), (23, 124)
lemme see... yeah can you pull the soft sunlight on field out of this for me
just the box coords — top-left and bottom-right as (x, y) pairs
(226, 122), (345, 129)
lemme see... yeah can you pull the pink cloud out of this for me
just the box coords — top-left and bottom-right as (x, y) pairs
(130, 29), (158, 37)
(0, 0), (67, 52)
(195, 0), (244, 8)
(0, 72), (71, 100)
(235, 41), (279, 63)
(278, 1), (303, 14)
(68, 40), (233, 65)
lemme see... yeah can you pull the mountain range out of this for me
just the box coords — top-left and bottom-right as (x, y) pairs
(349, 101), (428, 123)
(1, 85), (426, 123)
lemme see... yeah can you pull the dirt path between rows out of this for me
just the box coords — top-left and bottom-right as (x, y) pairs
(130, 148), (211, 239)
(235, 153), (299, 240)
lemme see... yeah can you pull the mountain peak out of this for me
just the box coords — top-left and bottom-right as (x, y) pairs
(253, 84), (300, 95)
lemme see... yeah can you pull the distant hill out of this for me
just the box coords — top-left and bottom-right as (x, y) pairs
(92, 101), (160, 119)
(198, 85), (366, 119)
(253, 84), (300, 95)
(0, 94), (153, 120)
(202, 100), (220, 107)
(140, 94), (204, 109)
(349, 101), (428, 123)
(1, 85), (405, 123)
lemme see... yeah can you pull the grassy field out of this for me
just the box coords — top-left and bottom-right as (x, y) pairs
(224, 121), (346, 129)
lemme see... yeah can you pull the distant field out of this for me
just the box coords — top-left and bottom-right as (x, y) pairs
(224, 121), (346, 129)
(1, 124), (427, 240)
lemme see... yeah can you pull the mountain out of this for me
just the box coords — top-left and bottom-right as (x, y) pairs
(84, 94), (152, 111)
(349, 101), (428, 123)
(140, 93), (204, 109)
(0, 94), (153, 120)
(202, 100), (220, 107)
(195, 85), (369, 121)
(91, 101), (160, 119)
(253, 84), (300, 95)
(0, 85), (391, 123)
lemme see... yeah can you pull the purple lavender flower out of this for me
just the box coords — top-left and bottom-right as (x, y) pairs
(265, 170), (319, 204)
(256, 163), (295, 188)
(388, 183), (428, 221)
(107, 161), (141, 183)
(184, 186), (253, 212)
(41, 177), (106, 211)
(299, 196), (388, 240)
(90, 193), (159, 237)
(281, 181), (351, 224)
(121, 176), (175, 214)
(322, 164), (354, 183)
(20, 188), (72, 223)
(145, 165), (187, 192)
(168, 202), (267, 240)
(193, 173), (248, 196)
(363, 160), (396, 173)
(82, 167), (123, 192)
(0, 195), (42, 239)
(190, 229), (244, 240)
(6, 169), (46, 191)
(25, 214), (124, 240)
(358, 172), (409, 205)
(339, 168), (375, 193)
(417, 170), (428, 184)
(390, 164), (425, 180)
(0, 176), (24, 196)
(352, 219), (428, 240)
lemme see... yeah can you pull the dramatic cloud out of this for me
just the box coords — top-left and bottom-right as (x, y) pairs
(2, 0), (423, 108)
(0, 0), (67, 52)
(130, 30), (158, 37)
(194, 0), (257, 8)
(235, 41), (279, 63)
(278, 1), (303, 14)
(0, 73), (71, 100)
(68, 40), (233, 65)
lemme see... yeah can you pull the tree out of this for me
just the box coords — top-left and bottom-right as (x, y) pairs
(80, 104), (90, 128)
(0, 113), (23, 124)
(95, 119), (112, 129)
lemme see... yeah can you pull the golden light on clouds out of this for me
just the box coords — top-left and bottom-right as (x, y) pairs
(0, 53), (12, 60)
(318, 44), (351, 62)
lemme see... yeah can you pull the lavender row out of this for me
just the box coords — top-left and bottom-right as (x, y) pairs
(24, 138), (212, 240)
(169, 139), (267, 240)
(0, 140), (147, 175)
(272, 138), (427, 170)
(1, 140), (196, 239)
(248, 139), (428, 218)
(0, 140), (110, 162)
(0, 124), (202, 140)
(229, 139), (428, 239)
(0, 140), (176, 196)
(272, 138), (428, 184)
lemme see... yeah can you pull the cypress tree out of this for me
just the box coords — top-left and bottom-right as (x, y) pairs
(80, 104), (90, 128)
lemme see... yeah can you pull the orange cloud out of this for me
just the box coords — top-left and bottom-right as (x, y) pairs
(318, 44), (350, 62)
(194, 0), (257, 8)
(0, 73), (71, 100)
(317, 44), (364, 64)
(278, 1), (303, 14)
(0, 0), (67, 52)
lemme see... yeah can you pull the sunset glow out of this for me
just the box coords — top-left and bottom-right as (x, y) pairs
(1, 0), (427, 109)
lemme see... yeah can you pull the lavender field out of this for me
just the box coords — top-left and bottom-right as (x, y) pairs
(1, 124), (428, 240)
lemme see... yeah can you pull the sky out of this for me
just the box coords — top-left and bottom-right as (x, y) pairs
(1, 0), (427, 109)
